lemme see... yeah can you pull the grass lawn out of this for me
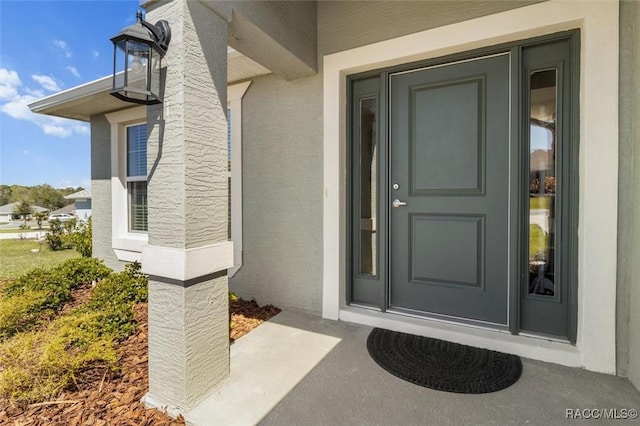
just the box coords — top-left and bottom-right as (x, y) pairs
(0, 228), (49, 234)
(0, 239), (79, 280)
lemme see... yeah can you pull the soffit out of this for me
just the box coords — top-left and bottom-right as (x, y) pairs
(29, 49), (270, 122)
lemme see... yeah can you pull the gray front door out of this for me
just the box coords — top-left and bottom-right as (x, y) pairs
(389, 54), (511, 325)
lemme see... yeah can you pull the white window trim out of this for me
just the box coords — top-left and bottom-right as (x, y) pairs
(105, 82), (250, 266)
(323, 0), (618, 374)
(105, 106), (148, 262)
(228, 81), (251, 277)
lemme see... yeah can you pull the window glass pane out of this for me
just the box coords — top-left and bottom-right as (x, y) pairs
(128, 181), (148, 232)
(127, 124), (147, 178)
(359, 97), (377, 276)
(528, 69), (557, 296)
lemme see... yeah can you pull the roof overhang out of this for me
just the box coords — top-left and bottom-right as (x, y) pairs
(29, 48), (270, 122)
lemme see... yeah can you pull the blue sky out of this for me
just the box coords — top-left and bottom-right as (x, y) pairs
(0, 0), (139, 189)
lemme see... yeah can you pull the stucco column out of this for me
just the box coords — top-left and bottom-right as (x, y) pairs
(140, 0), (231, 414)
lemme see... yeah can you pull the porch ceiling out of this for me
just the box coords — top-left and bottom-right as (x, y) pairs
(28, 48), (270, 122)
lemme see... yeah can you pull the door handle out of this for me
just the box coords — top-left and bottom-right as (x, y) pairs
(392, 199), (407, 208)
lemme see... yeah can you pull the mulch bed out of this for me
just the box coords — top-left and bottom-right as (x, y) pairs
(230, 298), (281, 341)
(0, 287), (280, 425)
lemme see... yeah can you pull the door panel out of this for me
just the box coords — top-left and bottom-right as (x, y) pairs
(390, 54), (510, 325)
(410, 77), (484, 195)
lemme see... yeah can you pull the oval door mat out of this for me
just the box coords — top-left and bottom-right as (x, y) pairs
(367, 328), (522, 394)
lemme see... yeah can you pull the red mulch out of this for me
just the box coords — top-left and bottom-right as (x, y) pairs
(230, 298), (281, 341)
(0, 287), (281, 425)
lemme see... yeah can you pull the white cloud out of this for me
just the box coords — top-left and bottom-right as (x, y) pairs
(91, 50), (100, 59)
(23, 150), (29, 155)
(52, 39), (72, 58)
(0, 68), (90, 139)
(32, 75), (61, 92)
(0, 69), (21, 100)
(1, 92), (37, 120)
(67, 66), (80, 78)
(43, 124), (72, 137)
(74, 123), (90, 135)
(24, 88), (44, 97)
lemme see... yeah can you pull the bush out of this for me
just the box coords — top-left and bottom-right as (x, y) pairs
(69, 217), (92, 257)
(0, 260), (149, 404)
(46, 217), (92, 256)
(0, 290), (50, 339)
(0, 258), (111, 339)
(45, 219), (70, 251)
(0, 313), (118, 403)
(85, 262), (148, 339)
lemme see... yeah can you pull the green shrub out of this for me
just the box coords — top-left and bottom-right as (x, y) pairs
(0, 258), (111, 339)
(69, 218), (92, 257)
(45, 219), (69, 251)
(48, 257), (111, 290)
(63, 218), (78, 233)
(0, 260), (149, 404)
(89, 262), (147, 309)
(0, 312), (118, 403)
(0, 290), (50, 339)
(3, 257), (110, 297)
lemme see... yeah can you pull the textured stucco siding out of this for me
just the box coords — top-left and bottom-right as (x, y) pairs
(318, 0), (541, 56)
(229, 73), (323, 313)
(147, 275), (229, 409)
(143, 0), (231, 409)
(230, 1), (535, 314)
(90, 114), (120, 271)
(146, 0), (229, 250)
(617, 0), (640, 388)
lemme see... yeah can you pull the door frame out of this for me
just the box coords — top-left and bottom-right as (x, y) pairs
(323, 0), (618, 374)
(347, 32), (580, 339)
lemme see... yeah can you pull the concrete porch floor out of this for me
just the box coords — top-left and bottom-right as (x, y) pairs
(185, 310), (640, 426)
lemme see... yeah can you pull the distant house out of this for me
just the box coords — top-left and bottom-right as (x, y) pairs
(48, 203), (75, 216)
(64, 189), (92, 220)
(0, 202), (48, 222)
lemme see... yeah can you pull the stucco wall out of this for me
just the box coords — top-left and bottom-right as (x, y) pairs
(318, 0), (541, 56)
(617, 0), (640, 388)
(229, 0), (536, 313)
(229, 73), (323, 313)
(90, 114), (121, 271)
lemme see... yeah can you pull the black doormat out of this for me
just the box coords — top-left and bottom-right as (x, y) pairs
(367, 328), (522, 394)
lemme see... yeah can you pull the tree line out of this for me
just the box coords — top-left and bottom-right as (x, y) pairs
(0, 184), (83, 211)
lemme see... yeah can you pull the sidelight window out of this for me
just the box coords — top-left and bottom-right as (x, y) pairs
(527, 69), (557, 296)
(358, 97), (378, 276)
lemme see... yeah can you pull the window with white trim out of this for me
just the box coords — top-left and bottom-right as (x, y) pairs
(126, 124), (148, 232)
(105, 106), (148, 262)
(105, 82), (250, 264)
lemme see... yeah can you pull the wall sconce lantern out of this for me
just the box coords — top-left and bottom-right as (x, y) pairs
(110, 10), (171, 105)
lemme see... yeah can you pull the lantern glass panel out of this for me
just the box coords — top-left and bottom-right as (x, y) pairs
(149, 51), (161, 101)
(113, 40), (127, 91)
(120, 40), (149, 103)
